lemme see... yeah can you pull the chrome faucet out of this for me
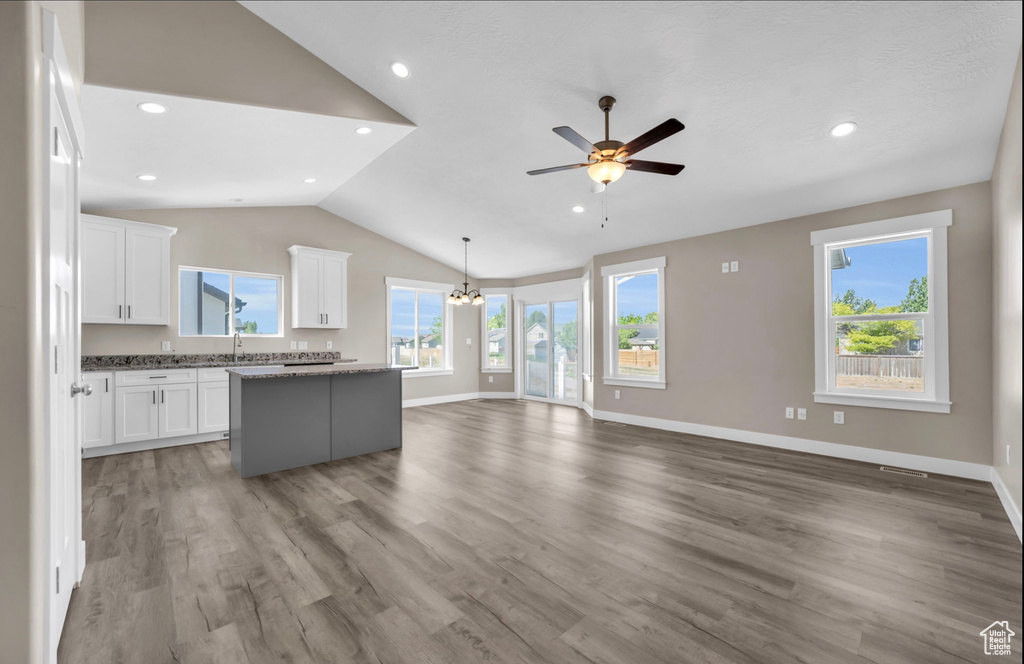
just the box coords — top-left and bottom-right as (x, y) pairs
(233, 331), (243, 362)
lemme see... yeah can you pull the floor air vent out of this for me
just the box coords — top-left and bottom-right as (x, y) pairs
(880, 466), (927, 478)
(603, 422), (628, 428)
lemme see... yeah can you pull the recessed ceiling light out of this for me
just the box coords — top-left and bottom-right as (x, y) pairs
(355, 127), (372, 135)
(829, 121), (857, 137)
(572, 205), (585, 213)
(137, 102), (166, 114)
(390, 62), (410, 78)
(137, 174), (156, 181)
(303, 178), (317, 184)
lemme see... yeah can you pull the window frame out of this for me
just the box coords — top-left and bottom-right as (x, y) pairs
(601, 257), (666, 389)
(177, 265), (284, 338)
(480, 289), (512, 373)
(811, 209), (951, 413)
(385, 277), (454, 377)
(581, 272), (592, 382)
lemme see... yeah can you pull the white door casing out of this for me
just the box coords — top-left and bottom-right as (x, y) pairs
(43, 11), (85, 664)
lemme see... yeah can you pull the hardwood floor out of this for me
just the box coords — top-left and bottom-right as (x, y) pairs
(60, 400), (1021, 664)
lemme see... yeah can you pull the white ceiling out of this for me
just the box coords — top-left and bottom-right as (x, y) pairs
(235, 1), (1021, 278)
(80, 85), (415, 209)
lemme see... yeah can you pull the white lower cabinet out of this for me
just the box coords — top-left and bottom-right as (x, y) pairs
(159, 383), (198, 438)
(116, 385), (160, 444)
(81, 371), (113, 449)
(197, 381), (230, 435)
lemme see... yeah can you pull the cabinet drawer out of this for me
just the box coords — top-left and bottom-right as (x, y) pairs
(198, 367), (231, 383)
(116, 368), (197, 387)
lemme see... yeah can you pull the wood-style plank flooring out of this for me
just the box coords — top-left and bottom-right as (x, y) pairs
(59, 400), (1022, 664)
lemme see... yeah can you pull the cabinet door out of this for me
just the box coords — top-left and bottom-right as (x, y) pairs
(81, 221), (125, 324)
(81, 372), (113, 449)
(197, 381), (230, 435)
(160, 383), (198, 438)
(115, 385), (159, 444)
(322, 254), (347, 329)
(125, 226), (169, 325)
(294, 251), (323, 328)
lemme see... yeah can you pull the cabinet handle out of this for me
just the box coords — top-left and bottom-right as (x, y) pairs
(118, 305), (122, 319)
(128, 305), (132, 319)
(149, 375), (167, 379)
(152, 390), (156, 404)
(325, 314), (328, 325)
(161, 390), (164, 404)
(105, 378), (109, 393)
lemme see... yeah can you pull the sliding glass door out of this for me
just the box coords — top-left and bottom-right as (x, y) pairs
(522, 299), (578, 404)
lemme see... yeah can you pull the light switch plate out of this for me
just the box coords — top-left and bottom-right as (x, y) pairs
(161, 341), (171, 352)
(722, 262), (730, 273)
(466, 337), (472, 346)
(290, 341), (297, 350)
(298, 341), (308, 350)
(785, 407), (794, 419)
(326, 341), (333, 350)
(834, 411), (844, 424)
(730, 261), (739, 272)
(797, 408), (806, 420)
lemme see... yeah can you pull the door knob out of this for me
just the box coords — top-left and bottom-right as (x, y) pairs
(70, 383), (93, 397)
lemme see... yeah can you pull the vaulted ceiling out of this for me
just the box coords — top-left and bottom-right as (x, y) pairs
(86, 1), (1023, 279)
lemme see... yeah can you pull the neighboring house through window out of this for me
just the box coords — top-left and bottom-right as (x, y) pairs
(179, 267), (283, 336)
(480, 291), (511, 372)
(601, 257), (666, 389)
(386, 277), (454, 376)
(811, 209), (951, 412)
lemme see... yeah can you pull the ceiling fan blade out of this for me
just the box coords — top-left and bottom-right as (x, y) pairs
(626, 160), (685, 175)
(553, 126), (598, 154)
(527, 163), (590, 176)
(617, 119), (684, 157)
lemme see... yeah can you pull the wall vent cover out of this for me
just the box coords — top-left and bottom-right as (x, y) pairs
(880, 466), (927, 478)
(603, 422), (628, 428)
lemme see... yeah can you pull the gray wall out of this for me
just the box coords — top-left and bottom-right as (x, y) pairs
(81, 206), (481, 402)
(992, 48), (1023, 511)
(588, 182), (993, 465)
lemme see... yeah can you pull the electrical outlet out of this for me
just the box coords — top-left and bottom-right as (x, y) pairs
(290, 341), (297, 350)
(615, 390), (621, 400)
(466, 337), (472, 346)
(833, 411), (844, 424)
(721, 262), (730, 273)
(488, 376), (493, 383)
(785, 407), (794, 419)
(298, 341), (308, 350)
(326, 341), (333, 350)
(161, 341), (171, 352)
(797, 408), (806, 421)
(730, 261), (739, 272)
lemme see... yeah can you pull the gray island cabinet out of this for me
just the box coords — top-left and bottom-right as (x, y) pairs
(227, 363), (415, 478)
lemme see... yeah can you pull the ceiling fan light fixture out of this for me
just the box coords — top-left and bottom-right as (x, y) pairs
(588, 160), (626, 185)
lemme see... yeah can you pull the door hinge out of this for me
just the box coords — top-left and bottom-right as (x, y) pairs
(55, 566), (59, 594)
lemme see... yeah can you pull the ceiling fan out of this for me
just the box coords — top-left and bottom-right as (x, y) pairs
(527, 96), (685, 186)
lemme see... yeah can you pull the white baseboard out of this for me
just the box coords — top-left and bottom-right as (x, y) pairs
(991, 467), (1023, 543)
(82, 431), (227, 458)
(581, 401), (594, 417)
(590, 408), (992, 482)
(402, 391), (517, 408)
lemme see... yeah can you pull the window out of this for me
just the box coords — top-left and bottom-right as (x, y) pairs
(179, 267), (282, 336)
(481, 291), (511, 372)
(601, 257), (666, 388)
(386, 277), (454, 376)
(811, 210), (951, 412)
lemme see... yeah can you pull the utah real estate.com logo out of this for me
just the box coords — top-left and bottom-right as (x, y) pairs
(980, 621), (1015, 656)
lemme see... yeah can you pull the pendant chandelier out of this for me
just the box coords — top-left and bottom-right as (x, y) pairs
(449, 237), (484, 306)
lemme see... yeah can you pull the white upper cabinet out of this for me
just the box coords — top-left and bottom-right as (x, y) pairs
(82, 214), (176, 325)
(288, 245), (350, 329)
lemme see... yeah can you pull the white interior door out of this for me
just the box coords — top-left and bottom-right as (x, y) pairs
(44, 33), (83, 663)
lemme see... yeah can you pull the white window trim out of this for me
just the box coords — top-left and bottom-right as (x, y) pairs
(479, 288), (512, 373)
(385, 277), (454, 377)
(811, 210), (951, 413)
(581, 272), (592, 382)
(601, 257), (666, 389)
(177, 265), (284, 338)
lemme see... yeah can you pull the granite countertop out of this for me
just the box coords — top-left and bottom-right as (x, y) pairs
(227, 363), (417, 379)
(82, 352), (357, 371)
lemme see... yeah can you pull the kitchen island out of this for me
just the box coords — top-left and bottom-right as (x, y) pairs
(227, 363), (415, 478)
